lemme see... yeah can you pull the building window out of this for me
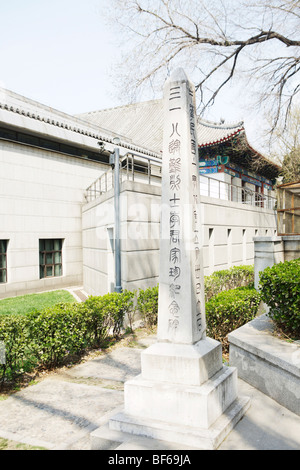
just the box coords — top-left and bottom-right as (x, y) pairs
(241, 180), (246, 203)
(0, 240), (8, 283)
(39, 239), (63, 279)
(0, 127), (110, 164)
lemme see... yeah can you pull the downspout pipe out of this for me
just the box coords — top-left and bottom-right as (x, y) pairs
(111, 148), (161, 294)
(113, 146), (122, 293)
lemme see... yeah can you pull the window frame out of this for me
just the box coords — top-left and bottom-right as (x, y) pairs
(39, 239), (63, 279)
(0, 127), (110, 164)
(0, 240), (8, 283)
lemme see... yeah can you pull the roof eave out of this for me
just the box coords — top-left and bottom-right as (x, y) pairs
(198, 128), (244, 148)
(0, 95), (161, 159)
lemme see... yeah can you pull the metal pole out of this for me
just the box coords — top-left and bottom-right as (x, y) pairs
(114, 147), (122, 293)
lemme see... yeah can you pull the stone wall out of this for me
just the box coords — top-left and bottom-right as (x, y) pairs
(229, 314), (300, 416)
(82, 181), (161, 296)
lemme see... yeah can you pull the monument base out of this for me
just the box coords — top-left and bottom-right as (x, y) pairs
(123, 365), (237, 428)
(90, 339), (250, 450)
(91, 396), (250, 450)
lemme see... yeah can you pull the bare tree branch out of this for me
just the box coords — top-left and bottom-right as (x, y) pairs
(106, 0), (300, 134)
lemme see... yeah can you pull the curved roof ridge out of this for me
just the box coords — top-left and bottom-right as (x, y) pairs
(198, 116), (244, 130)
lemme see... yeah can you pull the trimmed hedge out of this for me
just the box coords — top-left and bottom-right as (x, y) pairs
(0, 291), (135, 384)
(259, 259), (300, 337)
(134, 266), (256, 336)
(28, 303), (88, 368)
(204, 265), (254, 301)
(83, 291), (135, 342)
(0, 314), (34, 381)
(205, 286), (261, 345)
(136, 285), (159, 329)
(0, 265), (257, 385)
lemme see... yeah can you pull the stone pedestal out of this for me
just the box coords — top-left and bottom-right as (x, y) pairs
(91, 339), (250, 450)
(140, 338), (222, 385)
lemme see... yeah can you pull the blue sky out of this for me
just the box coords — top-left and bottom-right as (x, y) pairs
(0, 0), (266, 150)
(0, 0), (121, 114)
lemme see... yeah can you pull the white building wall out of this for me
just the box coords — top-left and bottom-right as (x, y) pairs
(82, 181), (277, 296)
(82, 189), (116, 296)
(82, 181), (161, 296)
(0, 138), (277, 300)
(0, 139), (107, 298)
(201, 195), (277, 275)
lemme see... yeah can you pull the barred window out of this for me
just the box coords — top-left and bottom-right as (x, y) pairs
(39, 239), (63, 279)
(0, 240), (8, 283)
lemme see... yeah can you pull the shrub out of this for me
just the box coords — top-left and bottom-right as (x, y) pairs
(137, 285), (158, 329)
(0, 314), (34, 383)
(118, 290), (136, 332)
(204, 265), (254, 301)
(27, 302), (87, 367)
(0, 290), (134, 383)
(259, 259), (300, 338)
(81, 295), (119, 346)
(83, 291), (134, 343)
(135, 270), (256, 333)
(205, 287), (261, 347)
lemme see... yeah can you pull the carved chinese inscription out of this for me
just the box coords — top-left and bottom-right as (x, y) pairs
(158, 68), (206, 344)
(167, 116), (182, 332)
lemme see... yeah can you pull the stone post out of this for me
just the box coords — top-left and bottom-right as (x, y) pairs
(253, 236), (284, 289)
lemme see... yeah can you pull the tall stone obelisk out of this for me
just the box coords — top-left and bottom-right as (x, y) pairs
(157, 67), (205, 345)
(92, 69), (250, 450)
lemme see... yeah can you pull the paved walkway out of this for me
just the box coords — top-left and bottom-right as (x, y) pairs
(0, 330), (300, 451)
(64, 286), (89, 303)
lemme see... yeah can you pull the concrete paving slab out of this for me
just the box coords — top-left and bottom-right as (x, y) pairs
(0, 379), (124, 450)
(59, 347), (143, 383)
(219, 379), (300, 450)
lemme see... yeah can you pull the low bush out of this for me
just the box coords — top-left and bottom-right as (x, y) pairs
(0, 290), (135, 384)
(27, 303), (87, 368)
(0, 314), (34, 382)
(259, 259), (300, 338)
(204, 265), (254, 301)
(205, 287), (261, 348)
(136, 285), (159, 329)
(135, 267), (255, 331)
(83, 291), (135, 343)
(0, 268), (261, 386)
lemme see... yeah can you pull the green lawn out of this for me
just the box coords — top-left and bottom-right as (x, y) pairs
(0, 290), (77, 315)
(0, 437), (46, 450)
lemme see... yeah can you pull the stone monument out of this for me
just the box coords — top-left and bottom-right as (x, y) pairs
(91, 68), (250, 450)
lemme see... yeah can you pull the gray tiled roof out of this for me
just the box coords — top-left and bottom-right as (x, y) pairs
(0, 89), (279, 177)
(0, 88), (160, 158)
(78, 99), (245, 155)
